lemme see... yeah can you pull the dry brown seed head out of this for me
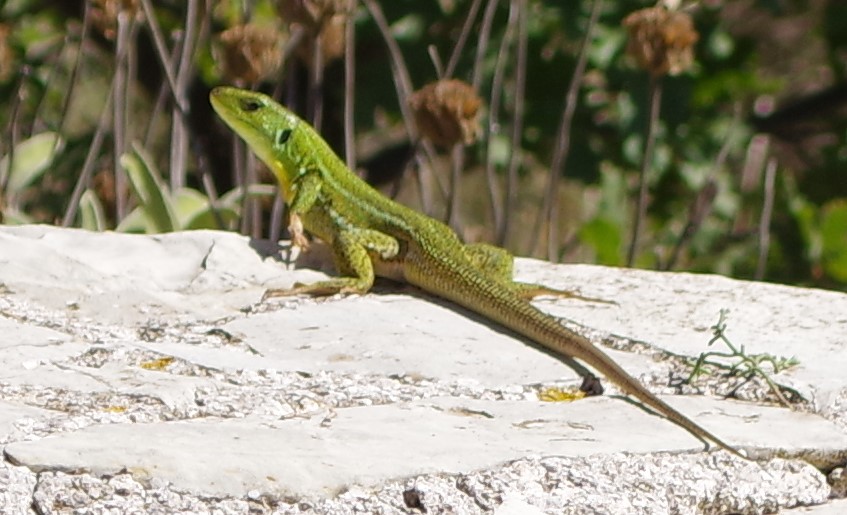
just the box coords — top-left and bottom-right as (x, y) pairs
(216, 24), (283, 84)
(276, 0), (348, 32)
(623, 6), (698, 77)
(91, 0), (141, 41)
(408, 79), (482, 148)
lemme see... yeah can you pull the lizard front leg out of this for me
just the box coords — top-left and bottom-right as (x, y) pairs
(265, 226), (400, 298)
(266, 170), (397, 298)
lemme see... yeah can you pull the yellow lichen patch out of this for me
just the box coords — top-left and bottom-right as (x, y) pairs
(537, 386), (586, 403)
(139, 356), (175, 371)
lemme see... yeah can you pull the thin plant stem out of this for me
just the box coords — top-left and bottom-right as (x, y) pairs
(138, 0), (188, 114)
(170, 0), (201, 190)
(664, 104), (741, 271)
(269, 193), (286, 244)
(62, 80), (116, 227)
(308, 33), (325, 132)
(626, 74), (663, 267)
(664, 179), (716, 271)
(486, 0), (517, 243)
(360, 0), (414, 128)
(112, 11), (132, 219)
(498, 0), (528, 245)
(143, 71), (173, 148)
(343, 0), (356, 170)
(37, 1), (90, 137)
(60, 4), (135, 227)
(756, 157), (777, 280)
(472, 0), (500, 237)
(362, 0), (445, 214)
(471, 0), (499, 90)
(446, 144), (465, 231)
(1, 68), (30, 195)
(444, 0), (484, 79)
(427, 45), (445, 78)
(530, 0), (602, 260)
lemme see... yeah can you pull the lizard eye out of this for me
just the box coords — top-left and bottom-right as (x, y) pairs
(240, 99), (262, 112)
(277, 128), (292, 145)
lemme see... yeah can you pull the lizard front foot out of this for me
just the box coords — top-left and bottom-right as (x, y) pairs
(288, 213), (310, 251)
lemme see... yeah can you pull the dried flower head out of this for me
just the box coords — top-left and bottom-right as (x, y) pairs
(277, 0), (348, 64)
(408, 79), (482, 148)
(217, 24), (283, 84)
(277, 0), (347, 31)
(90, 0), (141, 41)
(623, 6), (698, 77)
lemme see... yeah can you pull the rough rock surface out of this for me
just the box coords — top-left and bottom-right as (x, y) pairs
(0, 225), (845, 514)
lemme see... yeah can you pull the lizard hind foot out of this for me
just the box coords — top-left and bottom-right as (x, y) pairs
(512, 282), (617, 305)
(263, 279), (371, 300)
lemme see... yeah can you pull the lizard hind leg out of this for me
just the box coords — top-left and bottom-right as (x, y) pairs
(264, 228), (399, 299)
(463, 242), (614, 304)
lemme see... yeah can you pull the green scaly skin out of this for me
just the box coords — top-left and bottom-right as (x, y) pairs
(210, 86), (745, 459)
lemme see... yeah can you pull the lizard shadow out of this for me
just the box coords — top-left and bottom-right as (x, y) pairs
(251, 238), (712, 444)
(251, 237), (599, 386)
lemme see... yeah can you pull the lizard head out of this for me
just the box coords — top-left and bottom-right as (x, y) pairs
(210, 86), (306, 197)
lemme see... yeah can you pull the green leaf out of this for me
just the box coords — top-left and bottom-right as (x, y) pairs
(390, 14), (424, 41)
(821, 199), (847, 281)
(173, 187), (237, 230)
(1, 207), (34, 225)
(217, 183), (278, 209)
(1, 132), (64, 193)
(707, 29), (735, 60)
(115, 206), (152, 233)
(786, 179), (822, 262)
(486, 134), (511, 168)
(79, 189), (106, 231)
(120, 143), (178, 233)
(578, 217), (622, 266)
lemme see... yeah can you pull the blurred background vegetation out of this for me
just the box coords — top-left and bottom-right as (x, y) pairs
(1, 0), (846, 290)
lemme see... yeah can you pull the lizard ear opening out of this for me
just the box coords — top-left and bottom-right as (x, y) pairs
(277, 128), (292, 145)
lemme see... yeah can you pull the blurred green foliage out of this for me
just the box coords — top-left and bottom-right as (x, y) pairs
(0, 0), (845, 290)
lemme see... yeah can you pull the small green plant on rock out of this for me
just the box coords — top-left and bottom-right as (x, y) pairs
(686, 309), (800, 407)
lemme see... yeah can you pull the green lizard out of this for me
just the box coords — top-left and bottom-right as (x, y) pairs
(210, 86), (745, 458)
